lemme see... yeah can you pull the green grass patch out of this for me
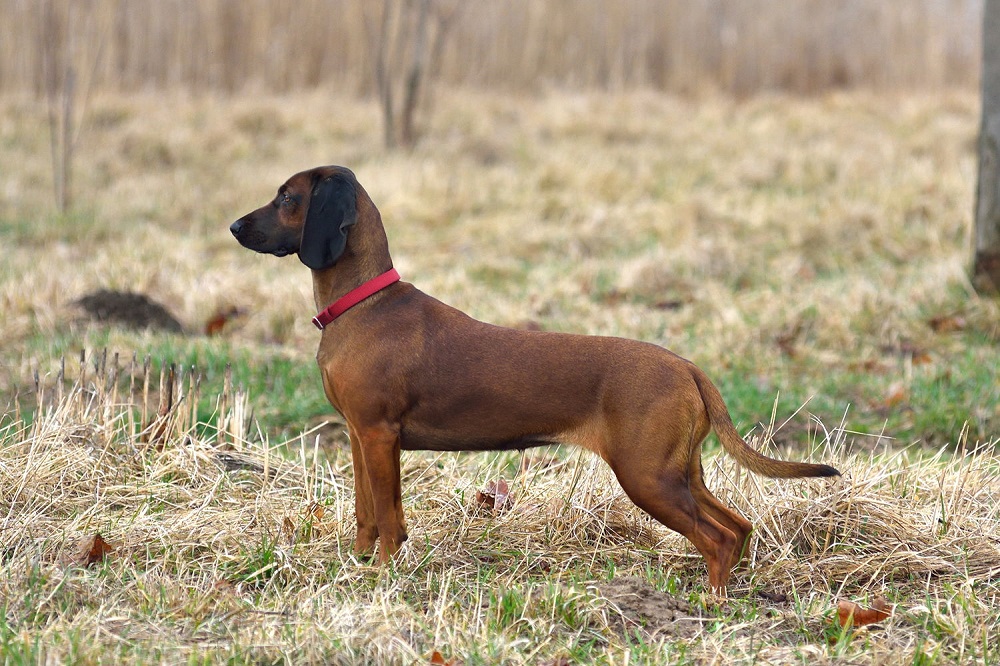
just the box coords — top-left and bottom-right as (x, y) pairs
(705, 330), (998, 449)
(9, 329), (331, 439)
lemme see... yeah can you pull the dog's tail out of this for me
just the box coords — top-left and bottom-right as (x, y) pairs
(690, 366), (840, 479)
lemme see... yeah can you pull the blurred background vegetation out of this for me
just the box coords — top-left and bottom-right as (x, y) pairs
(1, 0), (981, 97)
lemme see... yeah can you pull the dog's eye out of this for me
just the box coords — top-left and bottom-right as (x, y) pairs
(280, 193), (292, 206)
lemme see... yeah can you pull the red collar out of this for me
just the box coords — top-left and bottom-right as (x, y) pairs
(312, 268), (400, 330)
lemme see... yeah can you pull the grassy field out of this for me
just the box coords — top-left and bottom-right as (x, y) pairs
(1, 89), (999, 663)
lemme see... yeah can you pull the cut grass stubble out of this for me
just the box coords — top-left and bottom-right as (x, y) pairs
(1, 361), (999, 664)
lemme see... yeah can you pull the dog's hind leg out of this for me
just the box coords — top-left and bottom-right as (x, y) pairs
(688, 454), (753, 569)
(609, 459), (739, 594)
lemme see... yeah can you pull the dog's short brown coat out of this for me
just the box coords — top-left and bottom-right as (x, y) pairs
(231, 166), (839, 593)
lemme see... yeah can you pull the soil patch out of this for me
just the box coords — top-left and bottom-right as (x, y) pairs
(596, 576), (705, 639)
(73, 290), (183, 333)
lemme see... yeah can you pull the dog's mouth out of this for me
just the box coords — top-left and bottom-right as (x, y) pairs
(247, 244), (294, 258)
(231, 219), (298, 258)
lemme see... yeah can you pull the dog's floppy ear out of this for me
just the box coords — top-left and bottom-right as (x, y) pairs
(299, 173), (357, 270)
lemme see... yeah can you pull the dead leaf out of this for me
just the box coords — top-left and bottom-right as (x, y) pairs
(475, 478), (513, 512)
(210, 578), (244, 612)
(775, 321), (803, 358)
(900, 342), (932, 365)
(542, 658), (572, 666)
(836, 597), (892, 628)
(775, 337), (797, 358)
(213, 578), (236, 593)
(306, 502), (325, 521)
(597, 288), (625, 305)
(758, 589), (788, 603)
(928, 315), (966, 334)
(205, 306), (246, 336)
(75, 532), (114, 567)
(429, 650), (457, 665)
(880, 342), (931, 365)
(848, 358), (890, 374)
(651, 298), (685, 310)
(880, 382), (909, 409)
(281, 516), (296, 543)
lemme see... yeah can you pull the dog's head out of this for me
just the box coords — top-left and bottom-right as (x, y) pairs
(230, 165), (362, 270)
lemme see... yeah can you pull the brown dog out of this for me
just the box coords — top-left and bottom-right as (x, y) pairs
(230, 165), (839, 593)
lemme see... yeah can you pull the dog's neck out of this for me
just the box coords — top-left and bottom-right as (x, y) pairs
(311, 255), (394, 313)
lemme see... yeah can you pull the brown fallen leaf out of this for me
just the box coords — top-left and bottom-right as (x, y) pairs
(775, 321), (803, 358)
(429, 650), (457, 665)
(836, 597), (892, 628)
(880, 342), (932, 365)
(758, 589), (788, 604)
(848, 358), (890, 374)
(75, 532), (115, 567)
(880, 382), (909, 409)
(213, 578), (237, 593)
(205, 306), (246, 336)
(475, 478), (513, 512)
(542, 658), (572, 666)
(597, 288), (625, 305)
(900, 342), (933, 365)
(281, 516), (297, 543)
(209, 578), (244, 612)
(306, 502), (326, 521)
(928, 315), (966, 334)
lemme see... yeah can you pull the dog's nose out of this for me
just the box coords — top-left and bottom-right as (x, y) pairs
(229, 219), (244, 237)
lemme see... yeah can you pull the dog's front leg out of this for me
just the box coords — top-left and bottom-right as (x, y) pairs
(356, 424), (408, 563)
(348, 428), (379, 557)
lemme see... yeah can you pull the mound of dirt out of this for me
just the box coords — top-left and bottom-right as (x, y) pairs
(73, 289), (183, 333)
(596, 576), (705, 639)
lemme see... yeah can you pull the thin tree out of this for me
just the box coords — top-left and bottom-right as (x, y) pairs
(974, 0), (1000, 294)
(39, 0), (114, 214)
(363, 0), (461, 150)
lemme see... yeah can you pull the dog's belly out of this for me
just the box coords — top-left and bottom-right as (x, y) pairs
(399, 425), (561, 452)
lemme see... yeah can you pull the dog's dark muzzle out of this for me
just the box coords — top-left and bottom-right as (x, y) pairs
(230, 216), (297, 257)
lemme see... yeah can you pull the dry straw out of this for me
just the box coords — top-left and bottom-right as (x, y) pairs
(0, 0), (982, 96)
(2, 354), (998, 663)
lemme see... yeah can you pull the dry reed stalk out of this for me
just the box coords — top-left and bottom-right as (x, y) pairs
(0, 1), (982, 96)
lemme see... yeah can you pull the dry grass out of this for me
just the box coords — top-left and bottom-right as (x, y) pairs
(2, 88), (996, 439)
(1, 358), (998, 663)
(1, 87), (999, 662)
(0, 0), (982, 95)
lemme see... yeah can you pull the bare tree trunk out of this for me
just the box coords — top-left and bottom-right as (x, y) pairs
(974, 0), (1000, 294)
(372, 1), (398, 150)
(399, 0), (430, 149)
(60, 67), (75, 213)
(363, 0), (461, 151)
(42, 0), (74, 213)
(39, 0), (112, 214)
